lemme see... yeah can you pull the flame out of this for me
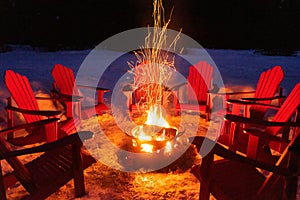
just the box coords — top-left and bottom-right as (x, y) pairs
(129, 0), (181, 154)
(145, 104), (169, 128)
(141, 144), (154, 153)
(165, 141), (172, 153)
(132, 104), (176, 153)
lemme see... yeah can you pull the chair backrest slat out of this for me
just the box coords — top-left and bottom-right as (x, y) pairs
(187, 61), (214, 103)
(5, 70), (42, 123)
(267, 83), (300, 135)
(52, 64), (79, 96)
(252, 66), (284, 118)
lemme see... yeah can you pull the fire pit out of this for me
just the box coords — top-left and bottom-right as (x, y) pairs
(126, 104), (184, 153)
(130, 125), (179, 153)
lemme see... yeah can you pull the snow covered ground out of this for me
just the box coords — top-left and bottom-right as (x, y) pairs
(0, 46), (299, 199)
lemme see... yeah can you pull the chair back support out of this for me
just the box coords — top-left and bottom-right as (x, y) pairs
(5, 70), (42, 123)
(267, 83), (300, 135)
(52, 64), (80, 96)
(187, 61), (214, 104)
(251, 65), (284, 118)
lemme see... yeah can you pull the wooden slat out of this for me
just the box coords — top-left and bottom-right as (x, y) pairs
(251, 66), (284, 118)
(52, 64), (80, 96)
(187, 61), (214, 103)
(5, 70), (41, 123)
(267, 83), (300, 135)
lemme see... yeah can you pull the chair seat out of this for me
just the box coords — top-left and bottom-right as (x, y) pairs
(191, 160), (266, 200)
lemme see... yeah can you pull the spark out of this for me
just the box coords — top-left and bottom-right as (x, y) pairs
(128, 0), (181, 110)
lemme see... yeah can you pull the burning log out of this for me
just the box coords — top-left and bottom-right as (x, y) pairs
(130, 124), (178, 153)
(132, 124), (177, 141)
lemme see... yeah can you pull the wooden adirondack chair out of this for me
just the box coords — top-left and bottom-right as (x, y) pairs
(218, 66), (285, 148)
(174, 61), (214, 121)
(189, 128), (300, 200)
(4, 70), (79, 146)
(127, 61), (171, 114)
(223, 82), (300, 161)
(52, 64), (109, 119)
(128, 83), (168, 113)
(224, 65), (284, 119)
(0, 122), (96, 200)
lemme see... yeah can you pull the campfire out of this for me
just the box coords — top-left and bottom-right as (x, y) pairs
(131, 104), (179, 153)
(125, 0), (182, 154)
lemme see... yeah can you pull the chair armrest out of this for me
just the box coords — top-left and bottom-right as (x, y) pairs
(243, 128), (289, 143)
(51, 90), (82, 102)
(189, 136), (293, 177)
(225, 114), (300, 127)
(0, 118), (59, 136)
(35, 96), (60, 101)
(5, 106), (62, 117)
(241, 95), (286, 102)
(77, 85), (110, 92)
(0, 131), (93, 159)
(77, 85), (109, 104)
(226, 99), (281, 109)
(210, 91), (256, 96)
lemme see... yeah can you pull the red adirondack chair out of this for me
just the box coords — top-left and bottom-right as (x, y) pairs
(223, 82), (300, 161)
(52, 64), (109, 119)
(225, 65), (284, 118)
(127, 61), (171, 114)
(189, 126), (300, 200)
(4, 70), (79, 146)
(218, 66), (285, 148)
(0, 123), (96, 200)
(174, 61), (214, 121)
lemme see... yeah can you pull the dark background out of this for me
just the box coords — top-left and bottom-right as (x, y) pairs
(0, 0), (300, 51)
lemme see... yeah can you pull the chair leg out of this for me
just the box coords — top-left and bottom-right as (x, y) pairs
(6, 97), (14, 140)
(247, 135), (260, 160)
(64, 101), (74, 118)
(0, 162), (7, 200)
(199, 182), (210, 200)
(205, 112), (211, 122)
(45, 121), (58, 142)
(72, 144), (85, 197)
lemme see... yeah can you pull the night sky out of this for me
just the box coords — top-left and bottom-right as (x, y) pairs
(0, 0), (300, 51)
